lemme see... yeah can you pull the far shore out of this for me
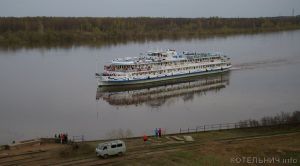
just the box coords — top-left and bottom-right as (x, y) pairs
(0, 16), (300, 48)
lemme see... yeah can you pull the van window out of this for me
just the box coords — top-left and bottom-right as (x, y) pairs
(103, 146), (107, 150)
(111, 144), (117, 148)
(117, 143), (123, 147)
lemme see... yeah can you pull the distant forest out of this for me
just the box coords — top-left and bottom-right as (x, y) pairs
(0, 17), (300, 47)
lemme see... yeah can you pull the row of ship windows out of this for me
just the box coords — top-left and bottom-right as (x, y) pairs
(131, 64), (225, 76)
(109, 62), (226, 71)
(112, 58), (222, 69)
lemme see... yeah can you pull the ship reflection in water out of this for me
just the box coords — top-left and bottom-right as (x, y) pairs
(96, 72), (230, 107)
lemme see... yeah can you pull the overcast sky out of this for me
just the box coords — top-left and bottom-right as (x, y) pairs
(0, 0), (299, 18)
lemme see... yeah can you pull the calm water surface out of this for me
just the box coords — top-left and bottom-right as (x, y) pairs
(1, 30), (300, 144)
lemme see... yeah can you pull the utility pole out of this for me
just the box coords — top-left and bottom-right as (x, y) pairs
(292, 8), (295, 17)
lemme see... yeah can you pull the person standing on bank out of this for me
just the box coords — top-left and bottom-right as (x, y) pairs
(154, 128), (158, 138)
(158, 128), (162, 138)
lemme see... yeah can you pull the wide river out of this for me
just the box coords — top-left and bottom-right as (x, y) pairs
(1, 30), (300, 145)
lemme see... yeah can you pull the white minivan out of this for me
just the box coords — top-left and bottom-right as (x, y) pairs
(95, 140), (126, 158)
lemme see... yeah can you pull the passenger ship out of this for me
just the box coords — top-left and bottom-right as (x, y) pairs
(96, 49), (231, 86)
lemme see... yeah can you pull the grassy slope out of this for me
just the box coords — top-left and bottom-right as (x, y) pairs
(120, 125), (300, 165)
(59, 124), (300, 165)
(1, 124), (299, 165)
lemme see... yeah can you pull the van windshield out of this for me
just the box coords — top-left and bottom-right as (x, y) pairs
(98, 144), (105, 149)
(98, 144), (106, 150)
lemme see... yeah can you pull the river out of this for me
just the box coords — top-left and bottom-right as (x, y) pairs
(0, 30), (300, 145)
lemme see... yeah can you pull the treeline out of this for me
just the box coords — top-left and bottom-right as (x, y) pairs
(239, 111), (300, 128)
(0, 17), (300, 47)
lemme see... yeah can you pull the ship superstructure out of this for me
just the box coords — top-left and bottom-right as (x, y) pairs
(96, 49), (231, 86)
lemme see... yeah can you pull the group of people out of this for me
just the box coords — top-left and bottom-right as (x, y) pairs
(105, 64), (152, 73)
(54, 133), (68, 144)
(142, 128), (165, 143)
(154, 128), (163, 138)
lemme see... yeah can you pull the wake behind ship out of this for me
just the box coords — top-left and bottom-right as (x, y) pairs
(96, 49), (231, 86)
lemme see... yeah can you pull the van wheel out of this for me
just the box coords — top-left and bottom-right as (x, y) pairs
(103, 154), (108, 159)
(118, 152), (123, 156)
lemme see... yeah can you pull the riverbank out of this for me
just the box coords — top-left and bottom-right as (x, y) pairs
(1, 124), (299, 165)
(1, 16), (300, 47)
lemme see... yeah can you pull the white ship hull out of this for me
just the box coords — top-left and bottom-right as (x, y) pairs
(97, 49), (232, 87)
(98, 67), (230, 87)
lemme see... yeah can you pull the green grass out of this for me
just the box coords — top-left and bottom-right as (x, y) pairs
(120, 125), (300, 165)
(187, 124), (300, 141)
(54, 124), (300, 165)
(57, 143), (95, 158)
